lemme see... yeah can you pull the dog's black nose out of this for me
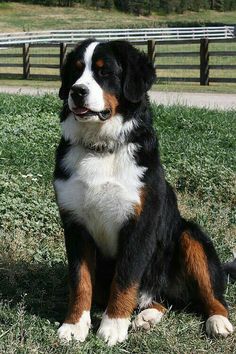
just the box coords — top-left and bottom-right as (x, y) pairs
(71, 84), (89, 97)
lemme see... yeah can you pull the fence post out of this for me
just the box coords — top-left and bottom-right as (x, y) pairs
(60, 42), (67, 72)
(147, 40), (156, 64)
(23, 43), (30, 79)
(200, 38), (209, 85)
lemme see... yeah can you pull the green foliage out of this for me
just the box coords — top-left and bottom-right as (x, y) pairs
(5, 0), (236, 11)
(7, 0), (75, 6)
(101, 0), (234, 14)
(211, 0), (236, 10)
(113, 0), (236, 15)
(214, 0), (224, 11)
(224, 0), (236, 10)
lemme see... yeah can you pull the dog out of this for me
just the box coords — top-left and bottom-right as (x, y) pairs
(53, 39), (235, 346)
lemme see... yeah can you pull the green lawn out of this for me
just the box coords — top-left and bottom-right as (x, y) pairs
(0, 94), (235, 353)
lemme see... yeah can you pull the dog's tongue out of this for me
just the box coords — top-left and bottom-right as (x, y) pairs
(73, 107), (89, 115)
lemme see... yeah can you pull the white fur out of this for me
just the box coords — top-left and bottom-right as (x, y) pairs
(55, 112), (144, 257)
(97, 313), (130, 346)
(61, 112), (136, 147)
(58, 311), (91, 342)
(54, 138), (146, 257)
(206, 315), (234, 337)
(138, 292), (153, 309)
(68, 41), (105, 116)
(132, 308), (164, 331)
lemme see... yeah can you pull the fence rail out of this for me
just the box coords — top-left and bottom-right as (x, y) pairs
(0, 36), (236, 85)
(0, 26), (235, 45)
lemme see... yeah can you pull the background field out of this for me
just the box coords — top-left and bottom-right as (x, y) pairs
(0, 94), (235, 353)
(0, 2), (236, 92)
(0, 2), (235, 33)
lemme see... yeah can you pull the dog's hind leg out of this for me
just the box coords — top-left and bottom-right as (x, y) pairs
(181, 230), (234, 337)
(132, 300), (167, 331)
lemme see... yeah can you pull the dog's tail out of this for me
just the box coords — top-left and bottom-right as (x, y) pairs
(223, 250), (236, 281)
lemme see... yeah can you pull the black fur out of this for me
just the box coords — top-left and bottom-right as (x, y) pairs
(224, 259), (236, 281)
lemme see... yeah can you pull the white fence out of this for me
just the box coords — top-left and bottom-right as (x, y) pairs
(0, 26), (235, 45)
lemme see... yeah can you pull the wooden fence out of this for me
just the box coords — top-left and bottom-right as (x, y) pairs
(0, 38), (236, 85)
(149, 38), (236, 85)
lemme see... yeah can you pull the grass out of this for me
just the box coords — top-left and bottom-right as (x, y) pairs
(0, 2), (235, 33)
(0, 93), (236, 353)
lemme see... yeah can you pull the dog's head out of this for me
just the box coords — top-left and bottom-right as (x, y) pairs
(59, 39), (156, 122)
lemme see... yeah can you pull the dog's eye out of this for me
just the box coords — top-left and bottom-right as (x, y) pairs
(76, 60), (84, 70)
(98, 68), (112, 77)
(74, 61), (84, 76)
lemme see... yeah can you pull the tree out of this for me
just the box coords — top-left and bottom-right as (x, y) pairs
(214, 0), (224, 11)
(104, 0), (113, 9)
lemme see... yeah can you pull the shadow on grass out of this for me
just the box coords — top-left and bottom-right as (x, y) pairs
(0, 259), (104, 330)
(0, 260), (68, 323)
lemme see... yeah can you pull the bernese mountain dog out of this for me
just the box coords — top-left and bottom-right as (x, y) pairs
(53, 39), (234, 346)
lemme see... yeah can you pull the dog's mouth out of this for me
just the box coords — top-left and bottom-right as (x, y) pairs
(71, 106), (111, 121)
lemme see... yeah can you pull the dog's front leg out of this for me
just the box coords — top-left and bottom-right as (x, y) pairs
(97, 275), (138, 346)
(97, 219), (156, 346)
(58, 222), (95, 343)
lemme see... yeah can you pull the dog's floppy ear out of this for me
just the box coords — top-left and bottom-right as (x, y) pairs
(59, 50), (75, 100)
(111, 41), (156, 103)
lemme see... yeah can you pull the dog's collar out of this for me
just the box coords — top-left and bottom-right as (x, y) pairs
(83, 142), (115, 154)
(77, 140), (117, 154)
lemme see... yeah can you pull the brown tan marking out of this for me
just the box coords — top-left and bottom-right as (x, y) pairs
(65, 248), (95, 324)
(103, 92), (119, 116)
(134, 187), (147, 217)
(150, 301), (167, 314)
(107, 278), (138, 318)
(96, 59), (105, 68)
(181, 232), (228, 317)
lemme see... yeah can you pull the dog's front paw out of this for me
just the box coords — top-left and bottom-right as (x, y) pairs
(206, 315), (234, 337)
(58, 311), (91, 342)
(132, 308), (164, 331)
(97, 313), (130, 346)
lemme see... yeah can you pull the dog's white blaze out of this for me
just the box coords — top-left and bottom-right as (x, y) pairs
(54, 133), (146, 257)
(58, 310), (91, 342)
(97, 312), (130, 346)
(68, 41), (105, 113)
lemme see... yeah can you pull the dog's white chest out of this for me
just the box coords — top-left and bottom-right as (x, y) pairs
(54, 144), (146, 257)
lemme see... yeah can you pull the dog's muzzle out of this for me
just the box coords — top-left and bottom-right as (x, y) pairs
(70, 84), (111, 121)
